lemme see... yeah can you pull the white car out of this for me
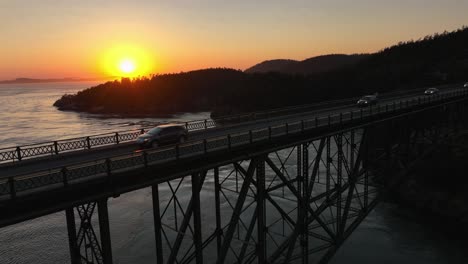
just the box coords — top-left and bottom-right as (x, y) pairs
(464, 82), (468, 88)
(424, 88), (439, 95)
(357, 94), (378, 107)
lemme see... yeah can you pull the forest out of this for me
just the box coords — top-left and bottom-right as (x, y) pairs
(54, 27), (468, 118)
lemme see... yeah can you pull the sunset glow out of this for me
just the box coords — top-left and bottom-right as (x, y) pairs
(119, 59), (136, 75)
(100, 44), (156, 78)
(1, 1), (467, 80)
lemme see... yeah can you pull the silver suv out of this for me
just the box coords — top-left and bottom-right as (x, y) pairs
(136, 124), (188, 148)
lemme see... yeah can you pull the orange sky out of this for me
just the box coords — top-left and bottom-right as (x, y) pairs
(1, 1), (467, 80)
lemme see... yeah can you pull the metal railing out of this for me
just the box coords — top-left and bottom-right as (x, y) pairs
(1, 87), (466, 200)
(0, 86), (444, 164)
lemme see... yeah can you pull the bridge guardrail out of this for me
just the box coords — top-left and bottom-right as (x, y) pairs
(1, 87), (466, 199)
(0, 85), (447, 164)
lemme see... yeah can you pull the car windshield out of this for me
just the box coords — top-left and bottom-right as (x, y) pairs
(362, 96), (373, 100)
(148, 127), (162, 135)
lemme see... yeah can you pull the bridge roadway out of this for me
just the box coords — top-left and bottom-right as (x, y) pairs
(1, 84), (467, 264)
(0, 84), (463, 179)
(0, 84), (466, 228)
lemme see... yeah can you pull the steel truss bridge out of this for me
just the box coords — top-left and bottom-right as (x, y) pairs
(1, 84), (468, 264)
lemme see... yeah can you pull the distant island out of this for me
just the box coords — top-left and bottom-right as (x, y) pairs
(54, 26), (468, 118)
(0, 77), (116, 84)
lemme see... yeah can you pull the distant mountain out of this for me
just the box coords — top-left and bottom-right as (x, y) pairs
(0, 77), (115, 84)
(245, 54), (370, 75)
(244, 59), (299, 74)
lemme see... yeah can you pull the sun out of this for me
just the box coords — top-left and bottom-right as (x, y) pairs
(119, 59), (136, 74)
(100, 44), (156, 78)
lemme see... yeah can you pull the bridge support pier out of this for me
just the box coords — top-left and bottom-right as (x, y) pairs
(152, 184), (164, 264)
(65, 208), (80, 264)
(301, 143), (310, 264)
(256, 156), (267, 263)
(65, 200), (113, 264)
(191, 173), (204, 264)
(98, 199), (113, 264)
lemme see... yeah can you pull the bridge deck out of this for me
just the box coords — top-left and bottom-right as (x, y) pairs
(0, 84), (461, 179)
(0, 84), (466, 227)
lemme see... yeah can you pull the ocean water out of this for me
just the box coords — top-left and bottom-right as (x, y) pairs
(0, 81), (210, 147)
(0, 82), (466, 264)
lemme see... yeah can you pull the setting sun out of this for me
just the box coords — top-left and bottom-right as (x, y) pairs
(119, 59), (136, 74)
(100, 44), (156, 78)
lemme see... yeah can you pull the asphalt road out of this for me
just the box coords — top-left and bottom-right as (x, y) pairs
(0, 84), (464, 178)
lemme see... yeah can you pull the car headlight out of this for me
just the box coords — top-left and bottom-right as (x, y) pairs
(144, 138), (149, 142)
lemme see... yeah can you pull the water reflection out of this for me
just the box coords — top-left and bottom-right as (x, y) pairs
(0, 82), (210, 147)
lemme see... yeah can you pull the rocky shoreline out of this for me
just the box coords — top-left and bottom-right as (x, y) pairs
(53, 94), (206, 118)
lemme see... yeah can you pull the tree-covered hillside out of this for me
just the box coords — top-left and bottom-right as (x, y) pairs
(245, 54), (369, 75)
(54, 27), (468, 117)
(244, 59), (299, 74)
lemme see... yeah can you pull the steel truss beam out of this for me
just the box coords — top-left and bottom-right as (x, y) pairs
(66, 199), (113, 264)
(64, 100), (467, 264)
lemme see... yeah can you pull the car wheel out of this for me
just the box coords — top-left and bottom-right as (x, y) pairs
(179, 136), (186, 143)
(151, 141), (159, 148)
